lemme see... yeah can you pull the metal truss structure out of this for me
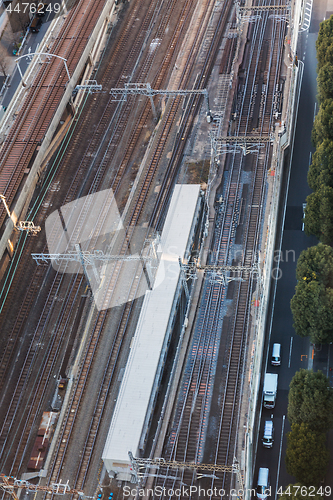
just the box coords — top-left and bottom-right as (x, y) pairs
(31, 236), (161, 288)
(73, 80), (102, 94)
(32, 235), (160, 266)
(109, 83), (212, 120)
(31, 249), (154, 266)
(0, 475), (84, 500)
(235, 1), (291, 25)
(179, 259), (261, 287)
(211, 134), (273, 156)
(128, 453), (244, 496)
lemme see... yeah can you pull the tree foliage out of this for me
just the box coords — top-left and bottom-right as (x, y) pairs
(312, 98), (333, 146)
(285, 423), (329, 486)
(316, 16), (333, 70)
(295, 243), (333, 285)
(318, 63), (333, 101)
(303, 186), (333, 244)
(290, 279), (333, 343)
(288, 369), (333, 432)
(305, 16), (333, 247)
(308, 139), (333, 190)
(279, 483), (323, 500)
(290, 245), (333, 342)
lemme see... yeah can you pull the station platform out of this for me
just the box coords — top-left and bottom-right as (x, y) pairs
(102, 184), (203, 482)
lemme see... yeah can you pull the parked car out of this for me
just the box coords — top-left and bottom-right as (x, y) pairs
(271, 343), (281, 366)
(262, 420), (274, 448)
(30, 17), (42, 33)
(256, 468), (270, 499)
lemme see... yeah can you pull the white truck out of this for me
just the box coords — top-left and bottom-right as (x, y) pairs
(263, 373), (278, 408)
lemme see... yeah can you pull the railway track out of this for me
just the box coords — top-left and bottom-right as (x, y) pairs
(0, 0), (106, 230)
(0, 0), (286, 495)
(42, 0), (239, 494)
(206, 8), (285, 485)
(0, 0), (167, 481)
(45, 0), (219, 487)
(0, 0), (188, 449)
(150, 1), (287, 498)
(3, 275), (84, 476)
(0, 0), (227, 496)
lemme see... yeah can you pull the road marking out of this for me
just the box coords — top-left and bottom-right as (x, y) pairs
(308, 151), (312, 166)
(288, 337), (293, 368)
(275, 415), (286, 500)
(327, 344), (331, 377)
(301, 354), (307, 361)
(313, 101), (317, 122)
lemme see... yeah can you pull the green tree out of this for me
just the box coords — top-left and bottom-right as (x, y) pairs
(285, 423), (329, 486)
(304, 185), (333, 244)
(312, 98), (333, 145)
(290, 277), (333, 343)
(288, 369), (333, 432)
(308, 139), (333, 190)
(295, 243), (333, 286)
(318, 63), (333, 101)
(290, 245), (333, 342)
(279, 483), (323, 500)
(316, 16), (333, 70)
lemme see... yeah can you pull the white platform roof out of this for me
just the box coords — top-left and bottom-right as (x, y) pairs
(102, 184), (201, 478)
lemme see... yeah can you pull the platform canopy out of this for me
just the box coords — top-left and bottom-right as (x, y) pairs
(102, 184), (201, 481)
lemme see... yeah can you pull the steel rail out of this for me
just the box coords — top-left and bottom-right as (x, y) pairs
(153, 0), (287, 496)
(41, 0), (206, 495)
(0, 0), (105, 228)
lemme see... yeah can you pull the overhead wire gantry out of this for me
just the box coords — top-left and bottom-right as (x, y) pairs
(211, 134), (274, 156)
(31, 236), (161, 289)
(0, 475), (84, 500)
(235, 1), (291, 25)
(109, 83), (213, 121)
(179, 258), (261, 290)
(128, 453), (244, 496)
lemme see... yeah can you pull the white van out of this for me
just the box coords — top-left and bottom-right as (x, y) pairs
(271, 343), (281, 366)
(257, 468), (270, 499)
(262, 421), (274, 448)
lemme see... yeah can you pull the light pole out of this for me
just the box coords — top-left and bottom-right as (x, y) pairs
(15, 53), (71, 87)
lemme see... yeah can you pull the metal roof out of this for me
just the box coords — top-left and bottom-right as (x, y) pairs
(102, 184), (201, 475)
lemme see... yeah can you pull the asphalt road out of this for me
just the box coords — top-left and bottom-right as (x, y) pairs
(253, 4), (333, 498)
(2, 5), (58, 108)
